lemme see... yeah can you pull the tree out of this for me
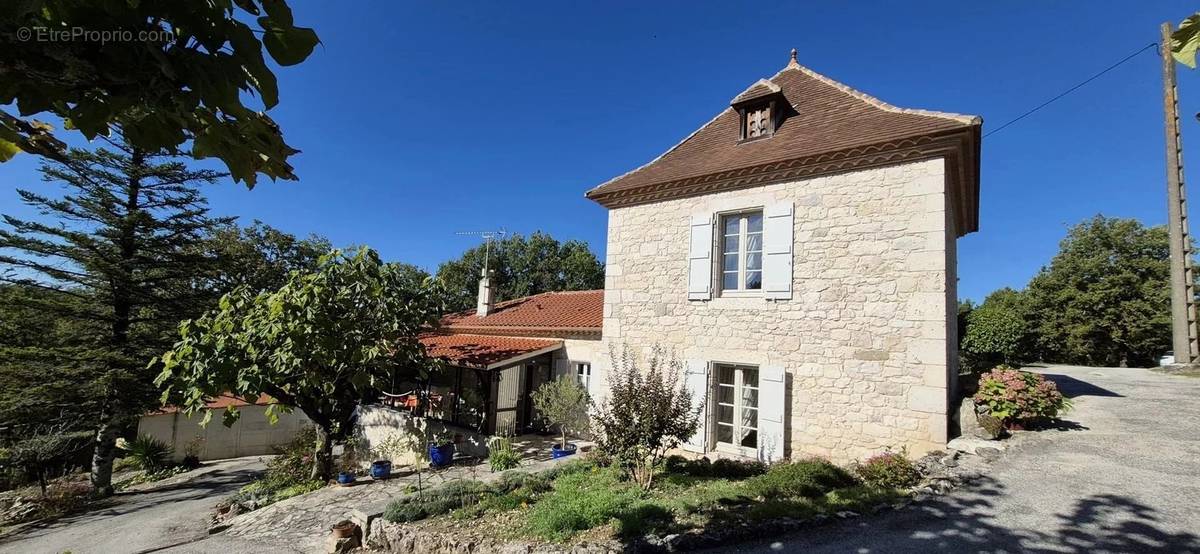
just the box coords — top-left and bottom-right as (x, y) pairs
(0, 1), (319, 185)
(204, 220), (333, 295)
(1024, 216), (1171, 367)
(155, 248), (445, 480)
(530, 377), (591, 450)
(0, 143), (230, 496)
(591, 347), (699, 490)
(1172, 14), (1200, 68)
(961, 288), (1032, 371)
(1, 423), (92, 497)
(436, 232), (604, 312)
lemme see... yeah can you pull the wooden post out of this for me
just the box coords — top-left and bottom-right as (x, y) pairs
(1161, 22), (1200, 364)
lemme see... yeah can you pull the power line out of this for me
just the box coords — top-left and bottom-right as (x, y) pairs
(985, 42), (1159, 138)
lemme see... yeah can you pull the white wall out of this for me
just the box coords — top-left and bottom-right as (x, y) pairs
(137, 405), (309, 461)
(356, 405), (490, 467)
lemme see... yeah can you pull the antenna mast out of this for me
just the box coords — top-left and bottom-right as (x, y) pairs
(455, 228), (507, 274)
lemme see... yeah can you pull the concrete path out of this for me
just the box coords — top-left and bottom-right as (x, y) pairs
(712, 365), (1200, 553)
(0, 457), (268, 554)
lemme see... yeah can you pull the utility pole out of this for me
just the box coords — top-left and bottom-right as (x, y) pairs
(1161, 22), (1200, 364)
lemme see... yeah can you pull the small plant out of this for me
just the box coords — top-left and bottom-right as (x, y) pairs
(973, 365), (1071, 424)
(181, 436), (204, 469)
(488, 436), (521, 472)
(523, 466), (644, 540)
(743, 458), (857, 499)
(125, 435), (173, 472)
(663, 455), (766, 479)
(854, 450), (921, 489)
(372, 432), (415, 463)
(531, 376), (591, 451)
(592, 346), (700, 490)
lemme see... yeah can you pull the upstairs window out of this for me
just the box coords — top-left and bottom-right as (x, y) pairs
(720, 211), (763, 293)
(745, 105), (772, 139)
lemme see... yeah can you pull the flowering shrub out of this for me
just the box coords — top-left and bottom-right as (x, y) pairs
(973, 366), (1070, 423)
(854, 451), (921, 489)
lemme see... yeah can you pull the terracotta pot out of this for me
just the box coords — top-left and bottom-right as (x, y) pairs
(331, 520), (356, 539)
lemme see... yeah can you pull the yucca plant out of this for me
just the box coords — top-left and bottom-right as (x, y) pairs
(126, 435), (173, 472)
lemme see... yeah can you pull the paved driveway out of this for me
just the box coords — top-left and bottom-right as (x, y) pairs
(712, 365), (1200, 553)
(0, 457), (269, 554)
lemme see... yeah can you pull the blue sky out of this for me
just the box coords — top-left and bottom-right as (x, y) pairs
(1, 1), (1196, 301)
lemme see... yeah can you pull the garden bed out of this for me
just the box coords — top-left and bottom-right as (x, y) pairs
(367, 454), (916, 553)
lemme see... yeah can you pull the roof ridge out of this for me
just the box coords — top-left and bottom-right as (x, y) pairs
(774, 64), (981, 125)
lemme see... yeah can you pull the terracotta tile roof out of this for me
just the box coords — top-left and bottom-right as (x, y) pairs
(420, 333), (562, 369)
(440, 290), (603, 333)
(155, 394), (278, 414)
(731, 79), (781, 105)
(586, 57), (982, 223)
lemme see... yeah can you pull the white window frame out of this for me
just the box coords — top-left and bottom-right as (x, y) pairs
(572, 361), (591, 390)
(718, 210), (764, 297)
(712, 362), (759, 456)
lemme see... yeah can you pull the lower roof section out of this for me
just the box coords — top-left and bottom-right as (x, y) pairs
(419, 333), (562, 370)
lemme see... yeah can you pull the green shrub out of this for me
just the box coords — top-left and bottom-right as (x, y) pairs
(822, 485), (906, 511)
(488, 436), (521, 472)
(743, 458), (857, 499)
(854, 451), (921, 489)
(126, 435), (173, 471)
(383, 479), (495, 523)
(524, 466), (644, 541)
(973, 366), (1071, 423)
(746, 498), (817, 521)
(662, 455), (765, 480)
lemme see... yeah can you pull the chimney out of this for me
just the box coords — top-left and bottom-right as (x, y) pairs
(476, 268), (495, 317)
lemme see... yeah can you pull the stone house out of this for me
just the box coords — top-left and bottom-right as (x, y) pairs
(583, 50), (981, 462)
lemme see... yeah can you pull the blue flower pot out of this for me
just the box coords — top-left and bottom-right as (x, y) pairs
(551, 443), (577, 459)
(429, 443), (455, 467)
(371, 460), (392, 480)
(337, 472), (356, 485)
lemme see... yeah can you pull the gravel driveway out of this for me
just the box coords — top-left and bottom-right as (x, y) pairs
(0, 457), (271, 554)
(709, 365), (1200, 553)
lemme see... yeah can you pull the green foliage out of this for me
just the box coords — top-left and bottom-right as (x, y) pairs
(524, 466), (645, 541)
(973, 366), (1071, 423)
(854, 451), (921, 489)
(663, 455), (766, 479)
(232, 427), (324, 509)
(154, 248), (446, 480)
(1173, 14), (1200, 68)
(125, 435), (173, 472)
(436, 232), (604, 312)
(383, 479), (495, 523)
(961, 288), (1032, 370)
(592, 347), (700, 490)
(204, 221), (334, 296)
(0, 144), (231, 496)
(743, 459), (858, 500)
(488, 436), (522, 472)
(530, 377), (591, 450)
(0, 1), (319, 185)
(1024, 216), (1170, 368)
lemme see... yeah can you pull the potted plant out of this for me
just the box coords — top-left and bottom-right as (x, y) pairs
(428, 440), (455, 468)
(336, 471), (357, 486)
(331, 519), (357, 539)
(531, 376), (591, 458)
(370, 459), (392, 480)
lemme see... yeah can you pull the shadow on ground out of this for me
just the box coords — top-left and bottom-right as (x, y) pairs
(1041, 373), (1123, 399)
(772, 475), (1200, 553)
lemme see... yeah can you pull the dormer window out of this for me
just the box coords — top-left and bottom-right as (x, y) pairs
(744, 104), (773, 139)
(730, 78), (784, 142)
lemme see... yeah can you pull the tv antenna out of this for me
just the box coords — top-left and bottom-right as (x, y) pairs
(455, 228), (507, 274)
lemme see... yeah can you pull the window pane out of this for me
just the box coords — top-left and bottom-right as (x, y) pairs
(747, 214), (763, 233)
(741, 407), (758, 429)
(717, 384), (733, 404)
(741, 387), (759, 408)
(742, 368), (759, 387)
(745, 233), (762, 253)
(717, 366), (735, 385)
(746, 271), (762, 290)
(723, 235), (739, 254)
(739, 429), (758, 449)
(723, 216), (739, 235)
(717, 404), (734, 424)
(716, 423), (733, 444)
(722, 253), (738, 272)
(723, 272), (739, 291)
(746, 253), (762, 271)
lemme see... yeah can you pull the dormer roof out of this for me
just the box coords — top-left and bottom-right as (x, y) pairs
(586, 52), (982, 236)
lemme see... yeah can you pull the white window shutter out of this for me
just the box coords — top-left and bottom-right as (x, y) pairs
(762, 202), (794, 300)
(682, 360), (710, 453)
(758, 365), (786, 463)
(688, 213), (713, 300)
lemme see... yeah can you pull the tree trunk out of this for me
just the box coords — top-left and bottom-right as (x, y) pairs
(310, 425), (333, 481)
(561, 426), (567, 451)
(90, 414), (121, 497)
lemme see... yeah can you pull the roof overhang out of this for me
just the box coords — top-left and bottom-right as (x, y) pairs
(586, 125), (981, 237)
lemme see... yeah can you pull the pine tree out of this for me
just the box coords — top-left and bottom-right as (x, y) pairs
(0, 142), (230, 496)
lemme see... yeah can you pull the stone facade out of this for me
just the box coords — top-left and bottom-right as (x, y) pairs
(596, 158), (957, 461)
